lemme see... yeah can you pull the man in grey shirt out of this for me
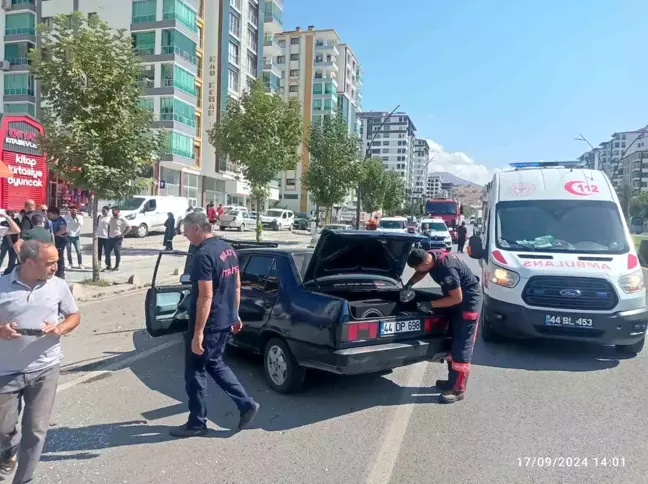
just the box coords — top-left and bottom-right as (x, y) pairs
(0, 240), (81, 483)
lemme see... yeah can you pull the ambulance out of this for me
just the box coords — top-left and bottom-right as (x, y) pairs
(469, 161), (647, 354)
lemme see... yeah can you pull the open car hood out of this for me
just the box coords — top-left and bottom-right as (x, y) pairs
(302, 230), (426, 286)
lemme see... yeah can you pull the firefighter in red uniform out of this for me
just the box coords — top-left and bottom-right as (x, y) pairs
(405, 248), (482, 403)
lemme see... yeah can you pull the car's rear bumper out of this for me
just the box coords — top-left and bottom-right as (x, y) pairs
(484, 294), (648, 345)
(288, 338), (447, 375)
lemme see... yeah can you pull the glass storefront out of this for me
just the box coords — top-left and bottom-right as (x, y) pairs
(203, 177), (226, 206)
(159, 166), (180, 197)
(183, 172), (199, 207)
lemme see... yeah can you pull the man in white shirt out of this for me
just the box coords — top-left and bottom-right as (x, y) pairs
(104, 207), (130, 272)
(64, 206), (84, 269)
(95, 206), (111, 268)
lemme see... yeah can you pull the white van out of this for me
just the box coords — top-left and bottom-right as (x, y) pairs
(117, 196), (190, 237)
(469, 161), (647, 354)
(377, 216), (408, 233)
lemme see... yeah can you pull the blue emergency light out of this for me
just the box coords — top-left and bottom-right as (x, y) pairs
(509, 161), (587, 169)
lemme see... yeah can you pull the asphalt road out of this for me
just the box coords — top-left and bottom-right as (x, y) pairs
(29, 251), (648, 484)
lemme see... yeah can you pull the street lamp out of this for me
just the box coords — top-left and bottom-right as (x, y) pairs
(355, 104), (401, 229)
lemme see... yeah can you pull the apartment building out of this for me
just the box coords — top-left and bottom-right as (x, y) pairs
(427, 173), (442, 198)
(359, 111), (416, 194)
(0, 0), (267, 208)
(411, 138), (429, 199)
(268, 26), (362, 213)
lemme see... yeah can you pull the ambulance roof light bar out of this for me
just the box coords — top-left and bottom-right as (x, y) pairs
(509, 161), (587, 169)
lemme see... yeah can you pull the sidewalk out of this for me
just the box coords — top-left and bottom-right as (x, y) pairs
(0, 229), (313, 302)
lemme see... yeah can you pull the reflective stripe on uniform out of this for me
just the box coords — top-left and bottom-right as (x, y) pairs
(451, 361), (471, 372)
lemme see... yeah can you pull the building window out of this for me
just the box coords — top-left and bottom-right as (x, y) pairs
(163, 0), (198, 32)
(290, 53), (299, 61)
(247, 27), (258, 52)
(160, 97), (196, 127)
(228, 41), (239, 65)
(288, 85), (298, 93)
(313, 83), (322, 94)
(290, 37), (300, 45)
(167, 131), (194, 159)
(132, 31), (156, 55)
(3, 102), (35, 116)
(247, 53), (257, 77)
(183, 173), (199, 206)
(4, 73), (34, 96)
(4, 42), (34, 66)
(276, 55), (285, 64)
(171, 64), (196, 95)
(229, 11), (241, 37)
(382, 141), (389, 146)
(382, 149), (389, 154)
(228, 68), (240, 92)
(289, 69), (299, 77)
(137, 97), (154, 114)
(248, 1), (259, 25)
(5, 12), (35, 36)
(137, 64), (155, 88)
(132, 0), (157, 24)
(314, 71), (322, 79)
(161, 28), (197, 64)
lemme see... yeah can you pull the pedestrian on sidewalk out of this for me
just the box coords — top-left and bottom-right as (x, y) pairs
(64, 206), (84, 269)
(104, 207), (130, 272)
(13, 214), (54, 257)
(163, 212), (175, 251)
(37, 204), (51, 231)
(0, 212), (21, 275)
(0, 240), (81, 484)
(96, 206), (111, 266)
(207, 202), (216, 229)
(46, 207), (67, 280)
(18, 201), (35, 235)
(170, 212), (259, 438)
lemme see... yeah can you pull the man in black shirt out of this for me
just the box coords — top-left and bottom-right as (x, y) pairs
(406, 248), (482, 403)
(170, 212), (259, 438)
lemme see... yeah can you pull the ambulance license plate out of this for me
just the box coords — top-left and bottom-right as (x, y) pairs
(544, 315), (594, 328)
(380, 319), (421, 336)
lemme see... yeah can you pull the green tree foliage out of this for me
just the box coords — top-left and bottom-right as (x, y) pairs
(616, 183), (634, 218)
(629, 191), (648, 218)
(302, 114), (361, 223)
(209, 80), (302, 240)
(359, 158), (387, 214)
(29, 12), (165, 280)
(382, 170), (406, 214)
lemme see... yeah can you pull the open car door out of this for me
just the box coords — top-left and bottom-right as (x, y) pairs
(145, 250), (192, 338)
(145, 240), (279, 338)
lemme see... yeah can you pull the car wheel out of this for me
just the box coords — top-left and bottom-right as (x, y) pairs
(238, 223), (245, 232)
(176, 220), (184, 235)
(616, 336), (645, 355)
(272, 221), (279, 231)
(289, 224), (293, 231)
(263, 338), (305, 394)
(136, 224), (148, 238)
(480, 314), (505, 343)
(220, 226), (226, 231)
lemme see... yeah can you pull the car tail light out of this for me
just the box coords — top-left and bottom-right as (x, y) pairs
(424, 316), (447, 332)
(340, 321), (379, 341)
(628, 253), (639, 270)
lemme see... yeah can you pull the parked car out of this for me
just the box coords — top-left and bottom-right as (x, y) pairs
(309, 223), (353, 248)
(629, 217), (644, 234)
(378, 216), (408, 233)
(219, 209), (253, 231)
(260, 209), (294, 231)
(222, 205), (248, 214)
(293, 212), (313, 231)
(116, 195), (190, 238)
(145, 231), (450, 393)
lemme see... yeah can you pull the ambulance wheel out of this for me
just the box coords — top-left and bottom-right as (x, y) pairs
(480, 315), (505, 343)
(616, 337), (645, 355)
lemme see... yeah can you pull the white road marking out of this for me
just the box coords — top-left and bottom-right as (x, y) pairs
(57, 338), (182, 393)
(364, 362), (428, 484)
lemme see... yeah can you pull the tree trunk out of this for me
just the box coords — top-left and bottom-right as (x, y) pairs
(255, 195), (262, 242)
(325, 206), (331, 224)
(91, 196), (99, 282)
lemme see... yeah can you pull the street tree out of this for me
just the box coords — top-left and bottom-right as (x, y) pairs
(359, 158), (387, 215)
(382, 170), (406, 214)
(209, 80), (302, 241)
(629, 191), (648, 218)
(616, 183), (634, 218)
(302, 114), (361, 223)
(29, 13), (165, 281)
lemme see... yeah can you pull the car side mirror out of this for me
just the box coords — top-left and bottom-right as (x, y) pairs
(179, 274), (191, 284)
(467, 235), (483, 260)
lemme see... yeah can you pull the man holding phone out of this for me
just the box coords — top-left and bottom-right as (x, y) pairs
(0, 240), (80, 483)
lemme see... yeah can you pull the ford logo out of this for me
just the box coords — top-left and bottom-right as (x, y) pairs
(560, 289), (581, 297)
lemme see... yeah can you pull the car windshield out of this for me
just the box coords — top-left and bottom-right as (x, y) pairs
(265, 210), (284, 217)
(379, 220), (406, 229)
(324, 224), (349, 230)
(295, 213), (309, 219)
(630, 217), (643, 225)
(496, 200), (628, 253)
(228, 210), (239, 216)
(117, 198), (145, 211)
(429, 222), (448, 232)
(426, 201), (457, 215)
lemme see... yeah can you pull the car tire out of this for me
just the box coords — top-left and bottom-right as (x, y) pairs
(289, 224), (293, 231)
(238, 223), (246, 232)
(176, 220), (184, 235)
(616, 337), (645, 355)
(136, 224), (148, 238)
(480, 314), (505, 343)
(263, 338), (305, 394)
(272, 221), (279, 231)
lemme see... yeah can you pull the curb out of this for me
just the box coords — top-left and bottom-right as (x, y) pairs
(69, 274), (179, 302)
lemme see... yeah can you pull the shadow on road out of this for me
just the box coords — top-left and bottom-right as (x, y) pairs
(472, 336), (627, 372)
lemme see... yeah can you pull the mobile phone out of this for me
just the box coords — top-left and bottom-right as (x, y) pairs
(16, 328), (44, 336)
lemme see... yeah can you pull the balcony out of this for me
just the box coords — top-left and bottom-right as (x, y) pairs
(6, 0), (36, 13)
(314, 40), (339, 55)
(314, 57), (338, 71)
(263, 35), (281, 52)
(263, 60), (282, 78)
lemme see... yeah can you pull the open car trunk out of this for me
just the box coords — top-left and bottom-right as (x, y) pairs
(319, 288), (447, 320)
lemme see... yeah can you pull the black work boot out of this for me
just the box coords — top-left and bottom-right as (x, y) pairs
(439, 390), (465, 404)
(0, 447), (17, 476)
(169, 423), (208, 438)
(435, 379), (452, 391)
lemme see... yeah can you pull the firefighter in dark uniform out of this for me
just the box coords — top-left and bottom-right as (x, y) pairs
(405, 248), (482, 404)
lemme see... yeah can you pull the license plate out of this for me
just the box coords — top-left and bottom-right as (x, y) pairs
(380, 319), (421, 336)
(545, 315), (594, 328)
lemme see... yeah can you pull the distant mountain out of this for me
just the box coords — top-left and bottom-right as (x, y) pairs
(429, 172), (481, 187)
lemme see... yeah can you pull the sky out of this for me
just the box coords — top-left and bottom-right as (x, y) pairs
(284, 0), (648, 184)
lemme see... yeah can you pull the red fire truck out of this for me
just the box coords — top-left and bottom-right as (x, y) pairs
(0, 115), (47, 210)
(425, 198), (463, 240)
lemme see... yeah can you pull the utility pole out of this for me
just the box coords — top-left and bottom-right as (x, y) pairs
(355, 105), (401, 229)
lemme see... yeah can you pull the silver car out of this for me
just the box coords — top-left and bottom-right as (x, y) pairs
(219, 210), (252, 231)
